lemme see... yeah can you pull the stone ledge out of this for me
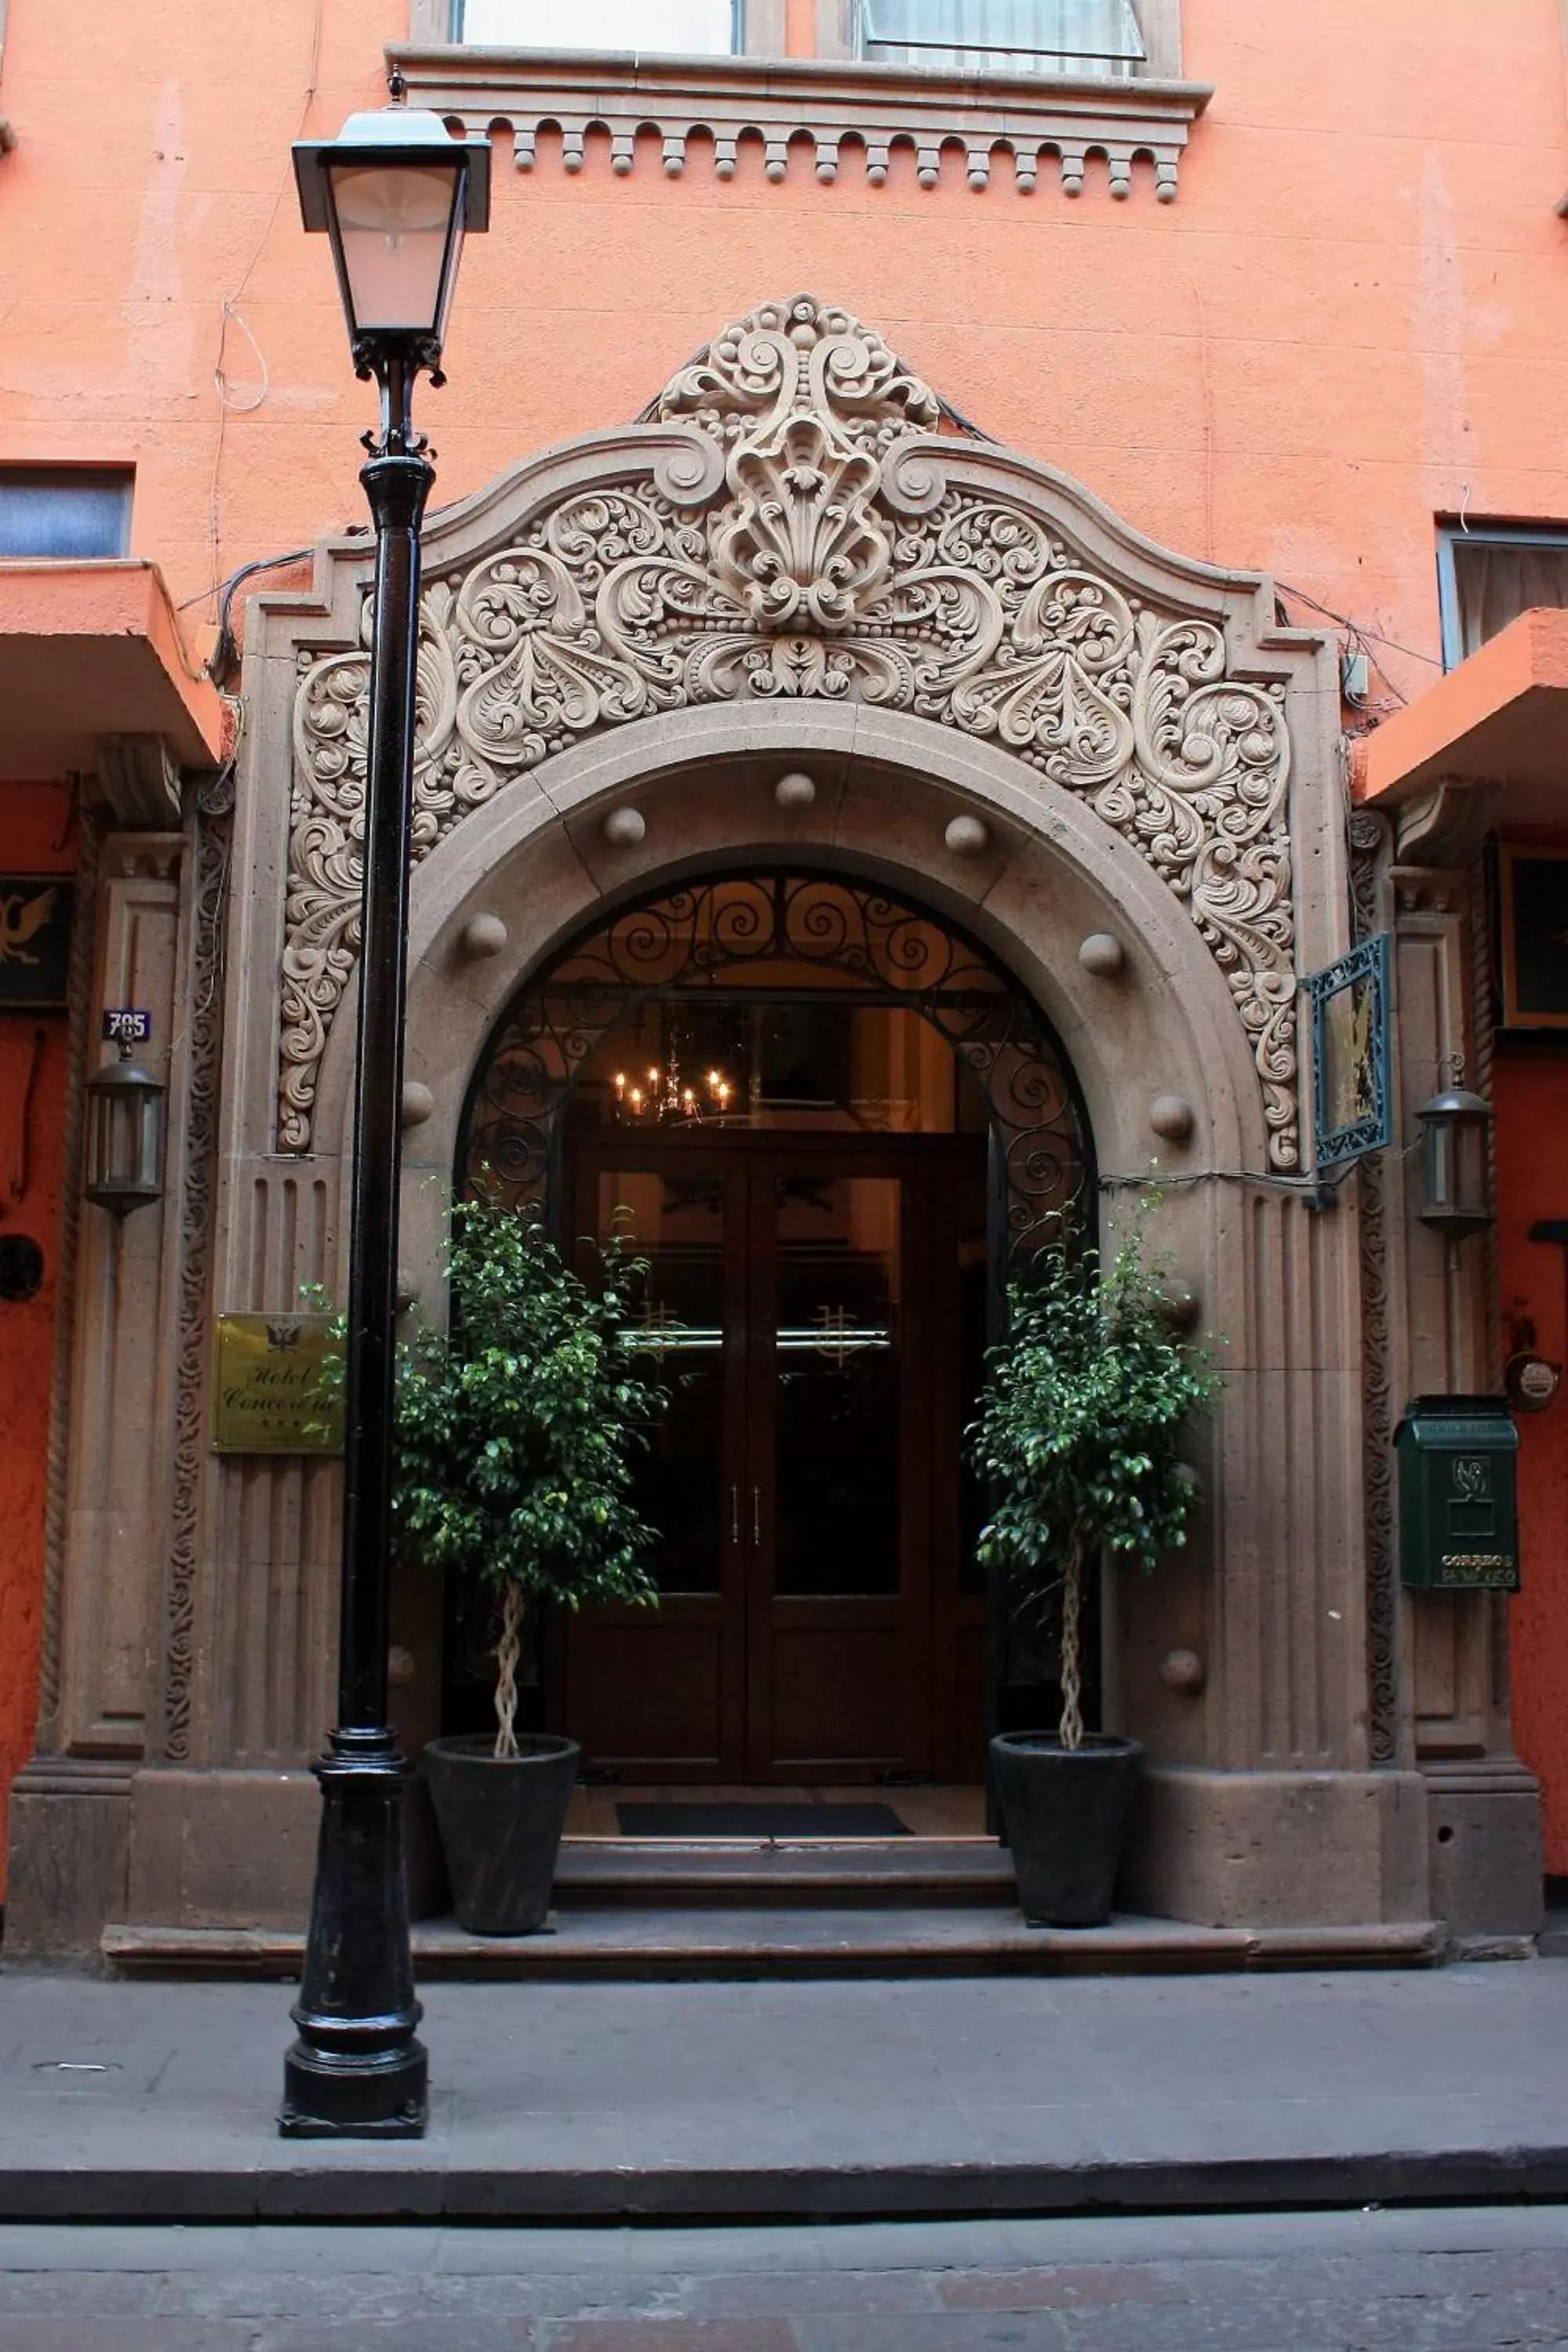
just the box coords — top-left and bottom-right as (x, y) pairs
(99, 1910), (1443, 1980)
(390, 44), (1212, 198)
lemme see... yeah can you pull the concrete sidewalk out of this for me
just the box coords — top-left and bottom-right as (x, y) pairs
(2, 1962), (1568, 2222)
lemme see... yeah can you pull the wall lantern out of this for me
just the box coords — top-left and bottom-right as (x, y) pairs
(292, 98), (491, 400)
(84, 1043), (165, 1216)
(1417, 1062), (1493, 1241)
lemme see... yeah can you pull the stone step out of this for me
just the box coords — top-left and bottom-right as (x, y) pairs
(551, 1836), (1014, 1907)
(100, 1910), (1444, 1982)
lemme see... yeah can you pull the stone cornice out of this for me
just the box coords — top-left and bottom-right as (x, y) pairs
(389, 44), (1211, 199)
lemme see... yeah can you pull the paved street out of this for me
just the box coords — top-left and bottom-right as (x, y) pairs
(0, 2205), (1566, 2349)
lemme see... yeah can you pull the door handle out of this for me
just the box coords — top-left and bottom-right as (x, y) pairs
(730, 1485), (739, 1546)
(752, 1483), (761, 1548)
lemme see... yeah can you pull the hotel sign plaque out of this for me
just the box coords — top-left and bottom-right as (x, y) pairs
(212, 1312), (343, 1455)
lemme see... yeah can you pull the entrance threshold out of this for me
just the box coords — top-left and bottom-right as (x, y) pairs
(564, 1782), (988, 1842)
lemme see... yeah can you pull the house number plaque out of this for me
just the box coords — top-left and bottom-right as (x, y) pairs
(212, 1312), (343, 1455)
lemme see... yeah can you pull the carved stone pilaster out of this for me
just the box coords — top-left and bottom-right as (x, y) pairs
(154, 775), (231, 1765)
(51, 833), (186, 1761)
(1350, 806), (1401, 1767)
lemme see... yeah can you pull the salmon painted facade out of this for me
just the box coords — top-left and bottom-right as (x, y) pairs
(2, 0), (1568, 1950)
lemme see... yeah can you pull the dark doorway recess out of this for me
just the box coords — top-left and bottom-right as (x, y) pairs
(451, 868), (1096, 1781)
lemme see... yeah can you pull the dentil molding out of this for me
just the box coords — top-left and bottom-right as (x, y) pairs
(390, 45), (1210, 199)
(285, 292), (1301, 1163)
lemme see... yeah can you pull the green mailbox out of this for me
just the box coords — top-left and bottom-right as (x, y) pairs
(1395, 1395), (1519, 1592)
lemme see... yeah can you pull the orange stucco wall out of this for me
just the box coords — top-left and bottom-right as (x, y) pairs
(1497, 1034), (1568, 1877)
(0, 785), (76, 1903)
(2, 1), (1568, 699)
(8, 5), (1568, 1863)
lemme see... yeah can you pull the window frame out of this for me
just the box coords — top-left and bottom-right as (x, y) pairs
(421, 0), (1180, 71)
(1436, 520), (1568, 672)
(445, 0), (749, 47)
(0, 464), (133, 563)
(850, 0), (1147, 76)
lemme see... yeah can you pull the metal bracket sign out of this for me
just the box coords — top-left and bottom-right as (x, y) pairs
(1304, 931), (1393, 1168)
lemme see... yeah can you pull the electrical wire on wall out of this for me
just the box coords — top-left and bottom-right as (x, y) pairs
(1275, 579), (1442, 727)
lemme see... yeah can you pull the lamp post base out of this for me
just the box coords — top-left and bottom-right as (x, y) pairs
(279, 2047), (428, 2140)
(279, 1728), (428, 2139)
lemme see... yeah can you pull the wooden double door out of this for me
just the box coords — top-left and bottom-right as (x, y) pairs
(564, 1131), (989, 1783)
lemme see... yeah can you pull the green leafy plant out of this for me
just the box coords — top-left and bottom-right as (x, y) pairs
(967, 1211), (1220, 1750)
(310, 1197), (668, 1758)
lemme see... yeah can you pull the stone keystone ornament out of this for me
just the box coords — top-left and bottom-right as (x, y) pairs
(288, 293), (1298, 1162)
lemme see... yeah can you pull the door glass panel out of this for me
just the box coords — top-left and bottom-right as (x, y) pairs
(594, 1169), (726, 1595)
(772, 1174), (902, 1597)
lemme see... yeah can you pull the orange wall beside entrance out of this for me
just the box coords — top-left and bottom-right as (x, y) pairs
(1497, 1047), (1568, 1876)
(0, 783), (76, 1904)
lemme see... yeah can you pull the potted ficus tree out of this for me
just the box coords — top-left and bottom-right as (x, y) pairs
(397, 1196), (668, 1936)
(968, 1212), (1219, 1927)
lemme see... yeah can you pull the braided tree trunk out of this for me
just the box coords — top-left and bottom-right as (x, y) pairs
(492, 1580), (524, 1759)
(1058, 1534), (1084, 1751)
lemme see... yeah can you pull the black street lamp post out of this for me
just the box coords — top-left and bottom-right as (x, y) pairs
(281, 102), (491, 2139)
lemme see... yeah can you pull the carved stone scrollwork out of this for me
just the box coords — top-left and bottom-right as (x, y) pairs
(160, 779), (232, 1763)
(1349, 804), (1399, 1766)
(285, 294), (1300, 1162)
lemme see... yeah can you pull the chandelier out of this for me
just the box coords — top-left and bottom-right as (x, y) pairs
(614, 1049), (735, 1125)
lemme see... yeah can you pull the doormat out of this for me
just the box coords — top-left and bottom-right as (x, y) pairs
(615, 1802), (911, 1839)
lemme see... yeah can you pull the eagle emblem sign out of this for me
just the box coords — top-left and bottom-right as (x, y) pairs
(0, 880), (72, 1009)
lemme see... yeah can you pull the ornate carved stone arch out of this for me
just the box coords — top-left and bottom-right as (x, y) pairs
(285, 291), (1330, 1169)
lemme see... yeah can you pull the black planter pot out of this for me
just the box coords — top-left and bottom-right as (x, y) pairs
(990, 1730), (1144, 1928)
(423, 1733), (581, 1936)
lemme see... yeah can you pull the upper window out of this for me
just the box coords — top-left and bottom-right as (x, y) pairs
(0, 467), (132, 561)
(855, 0), (1144, 77)
(457, 0), (740, 47)
(1436, 524), (1568, 670)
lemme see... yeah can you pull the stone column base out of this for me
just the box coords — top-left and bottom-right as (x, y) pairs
(1422, 1759), (1544, 1947)
(123, 1767), (449, 1936)
(5, 1764), (449, 1956)
(1120, 1765), (1432, 1929)
(5, 1757), (136, 1959)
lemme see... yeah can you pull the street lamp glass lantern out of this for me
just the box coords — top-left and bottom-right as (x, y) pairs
(330, 162), (464, 340)
(1417, 1079), (1493, 1240)
(293, 107), (491, 367)
(84, 1047), (166, 1216)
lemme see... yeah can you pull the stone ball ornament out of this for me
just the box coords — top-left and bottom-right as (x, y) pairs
(460, 910), (507, 959)
(1078, 932), (1127, 978)
(774, 770), (817, 811)
(1149, 1093), (1195, 1142)
(944, 814), (989, 858)
(1160, 1647), (1207, 1695)
(401, 1081), (434, 1130)
(1160, 1287), (1203, 1334)
(602, 805), (647, 848)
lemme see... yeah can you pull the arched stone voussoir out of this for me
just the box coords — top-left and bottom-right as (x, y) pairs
(310, 701), (1269, 1198)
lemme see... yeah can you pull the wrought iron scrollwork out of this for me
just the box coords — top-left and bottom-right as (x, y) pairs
(461, 870), (1087, 1257)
